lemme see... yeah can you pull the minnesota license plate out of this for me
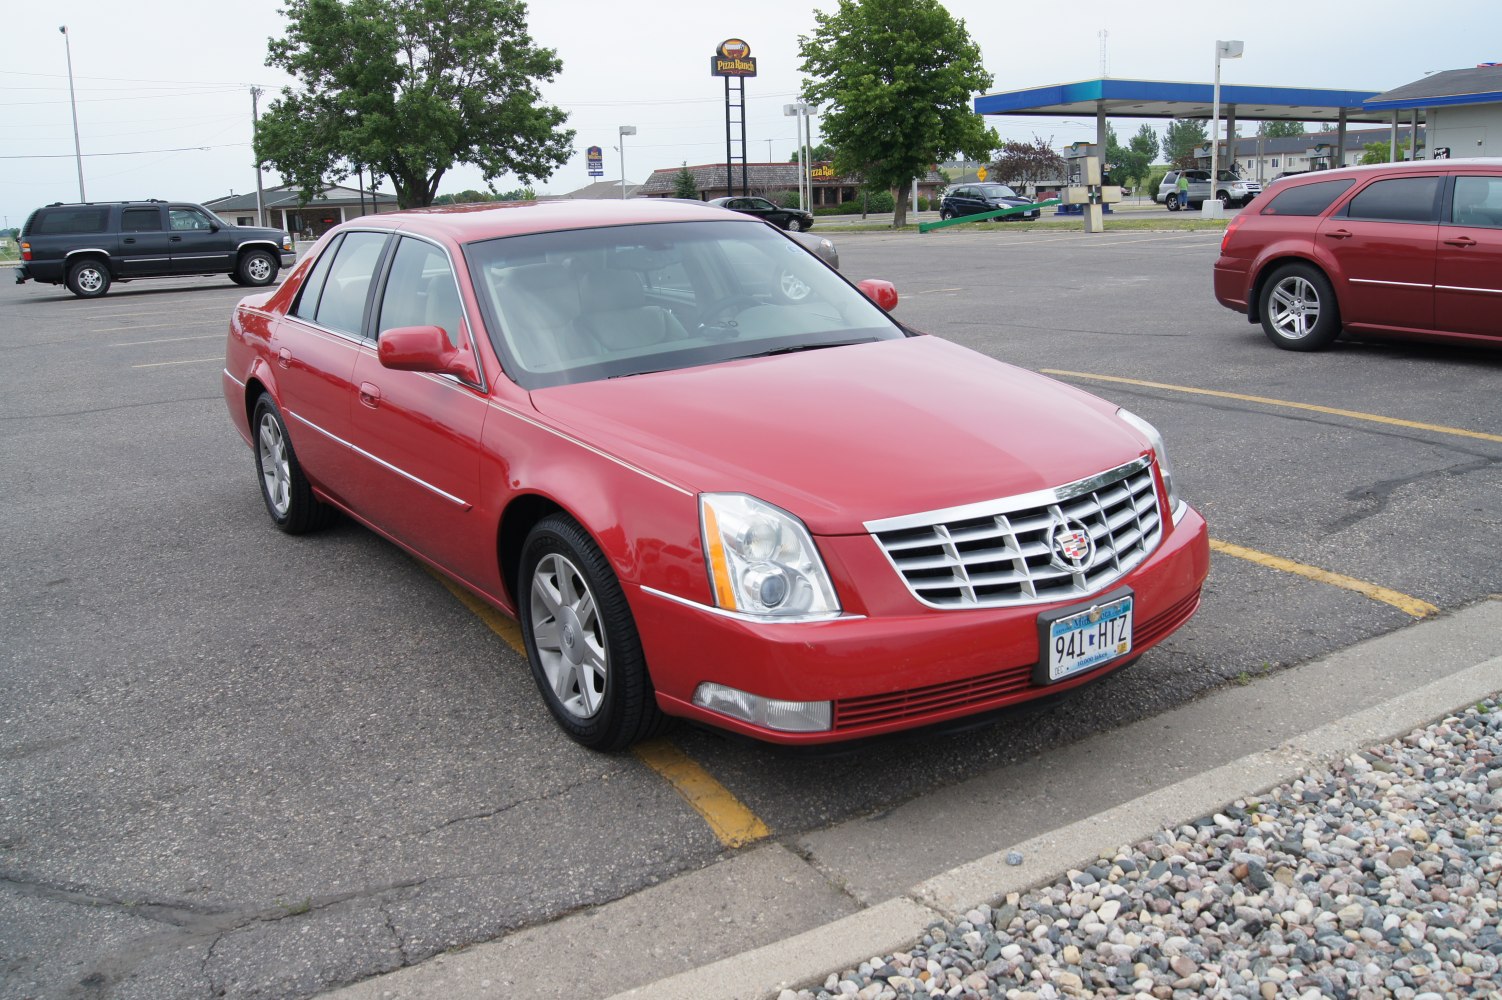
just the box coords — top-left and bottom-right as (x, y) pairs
(1040, 592), (1133, 683)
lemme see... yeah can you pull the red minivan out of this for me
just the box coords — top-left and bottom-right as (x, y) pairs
(1214, 159), (1502, 350)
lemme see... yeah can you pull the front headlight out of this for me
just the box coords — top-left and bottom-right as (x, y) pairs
(1117, 409), (1185, 523)
(700, 493), (840, 619)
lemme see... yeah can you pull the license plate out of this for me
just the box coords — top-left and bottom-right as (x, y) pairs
(1039, 592), (1133, 683)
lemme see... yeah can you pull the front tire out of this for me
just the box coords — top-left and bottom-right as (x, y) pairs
(238, 249), (278, 287)
(519, 514), (667, 751)
(252, 394), (334, 533)
(66, 260), (110, 298)
(939, 208), (953, 221)
(1259, 263), (1340, 351)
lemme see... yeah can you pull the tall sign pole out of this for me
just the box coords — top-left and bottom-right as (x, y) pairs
(711, 39), (756, 198)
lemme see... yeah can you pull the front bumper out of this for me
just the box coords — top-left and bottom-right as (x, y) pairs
(635, 505), (1210, 744)
(279, 251), (297, 268)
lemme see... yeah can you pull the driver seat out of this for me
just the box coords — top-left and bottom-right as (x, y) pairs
(577, 270), (687, 351)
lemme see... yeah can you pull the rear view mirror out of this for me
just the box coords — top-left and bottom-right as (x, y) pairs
(857, 279), (898, 312)
(378, 325), (479, 383)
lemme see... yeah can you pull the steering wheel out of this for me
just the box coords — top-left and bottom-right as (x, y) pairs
(694, 294), (763, 337)
(776, 266), (813, 303)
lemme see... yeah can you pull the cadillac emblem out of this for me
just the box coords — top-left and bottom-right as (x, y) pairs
(1050, 520), (1096, 571)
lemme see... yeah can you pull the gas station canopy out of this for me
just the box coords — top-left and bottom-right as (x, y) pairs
(974, 78), (1388, 124)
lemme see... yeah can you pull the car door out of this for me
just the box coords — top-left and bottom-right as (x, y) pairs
(116, 206), (174, 277)
(346, 235), (491, 582)
(267, 230), (390, 503)
(1434, 173), (1502, 339)
(167, 204), (235, 274)
(742, 197), (782, 225)
(1318, 173), (1442, 333)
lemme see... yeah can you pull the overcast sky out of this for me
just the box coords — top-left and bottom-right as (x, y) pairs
(4, 0), (1498, 227)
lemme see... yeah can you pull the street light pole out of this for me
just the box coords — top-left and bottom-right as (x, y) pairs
(784, 103), (813, 212)
(1205, 39), (1243, 218)
(618, 125), (636, 200)
(59, 26), (85, 201)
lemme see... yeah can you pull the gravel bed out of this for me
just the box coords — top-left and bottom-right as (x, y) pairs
(783, 698), (1502, 1000)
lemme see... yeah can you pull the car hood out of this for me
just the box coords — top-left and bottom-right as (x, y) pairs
(528, 336), (1151, 534)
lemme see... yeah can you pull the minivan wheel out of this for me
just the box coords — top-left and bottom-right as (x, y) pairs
(66, 260), (111, 298)
(1259, 264), (1340, 351)
(1166, 195), (1180, 212)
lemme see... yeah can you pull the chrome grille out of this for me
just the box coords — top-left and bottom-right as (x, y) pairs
(867, 457), (1163, 609)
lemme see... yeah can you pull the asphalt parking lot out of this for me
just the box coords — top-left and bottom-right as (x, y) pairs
(3, 228), (1500, 999)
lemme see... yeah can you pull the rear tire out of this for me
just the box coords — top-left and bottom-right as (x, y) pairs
(1166, 195), (1180, 212)
(1258, 263), (1340, 351)
(252, 394), (335, 533)
(66, 260), (110, 298)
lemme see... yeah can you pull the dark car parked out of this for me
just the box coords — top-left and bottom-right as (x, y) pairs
(16, 199), (295, 298)
(939, 183), (1040, 222)
(1214, 159), (1502, 351)
(707, 196), (815, 232)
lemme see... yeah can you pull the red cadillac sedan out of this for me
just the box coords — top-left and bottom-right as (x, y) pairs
(223, 199), (1208, 750)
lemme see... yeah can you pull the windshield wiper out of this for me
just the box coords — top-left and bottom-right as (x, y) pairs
(731, 338), (876, 360)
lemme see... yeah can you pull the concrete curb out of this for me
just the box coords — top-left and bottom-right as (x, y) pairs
(609, 629), (1502, 999)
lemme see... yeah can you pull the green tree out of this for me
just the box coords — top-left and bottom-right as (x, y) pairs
(1360, 139), (1410, 165)
(1257, 120), (1306, 139)
(256, 0), (573, 209)
(798, 0), (998, 227)
(788, 143), (835, 164)
(1106, 124), (1156, 192)
(672, 163), (699, 199)
(1162, 118), (1208, 168)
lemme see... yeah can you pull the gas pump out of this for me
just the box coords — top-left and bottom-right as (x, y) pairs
(1061, 144), (1122, 234)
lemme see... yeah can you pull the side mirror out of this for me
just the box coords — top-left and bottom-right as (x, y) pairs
(857, 278), (899, 312)
(378, 325), (479, 383)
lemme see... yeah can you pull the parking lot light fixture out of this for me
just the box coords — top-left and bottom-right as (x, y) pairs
(1205, 40), (1244, 219)
(60, 26), (85, 201)
(618, 125), (636, 199)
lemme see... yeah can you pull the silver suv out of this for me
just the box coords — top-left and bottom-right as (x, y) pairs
(1155, 169), (1261, 210)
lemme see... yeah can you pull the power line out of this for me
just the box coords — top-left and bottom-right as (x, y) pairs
(0, 142), (248, 160)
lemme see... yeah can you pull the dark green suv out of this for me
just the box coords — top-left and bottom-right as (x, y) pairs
(16, 199), (295, 298)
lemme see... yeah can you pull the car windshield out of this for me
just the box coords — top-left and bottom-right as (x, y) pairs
(975, 184), (1021, 199)
(465, 220), (903, 388)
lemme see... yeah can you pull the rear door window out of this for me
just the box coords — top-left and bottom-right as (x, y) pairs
(292, 235), (343, 323)
(120, 208), (164, 232)
(313, 231), (390, 336)
(1343, 176), (1442, 223)
(1261, 179), (1357, 217)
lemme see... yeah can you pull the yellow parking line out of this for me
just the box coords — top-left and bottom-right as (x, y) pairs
(424, 565), (773, 848)
(1042, 370), (1502, 444)
(632, 739), (772, 848)
(423, 566), (527, 654)
(1209, 539), (1438, 619)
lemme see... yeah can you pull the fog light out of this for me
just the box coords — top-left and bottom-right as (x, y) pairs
(691, 682), (832, 732)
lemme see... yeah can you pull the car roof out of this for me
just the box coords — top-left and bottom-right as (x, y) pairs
(346, 197), (755, 244)
(1269, 157), (1502, 189)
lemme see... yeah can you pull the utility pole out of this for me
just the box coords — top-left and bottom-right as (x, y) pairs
(250, 86), (266, 227)
(59, 26), (85, 201)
